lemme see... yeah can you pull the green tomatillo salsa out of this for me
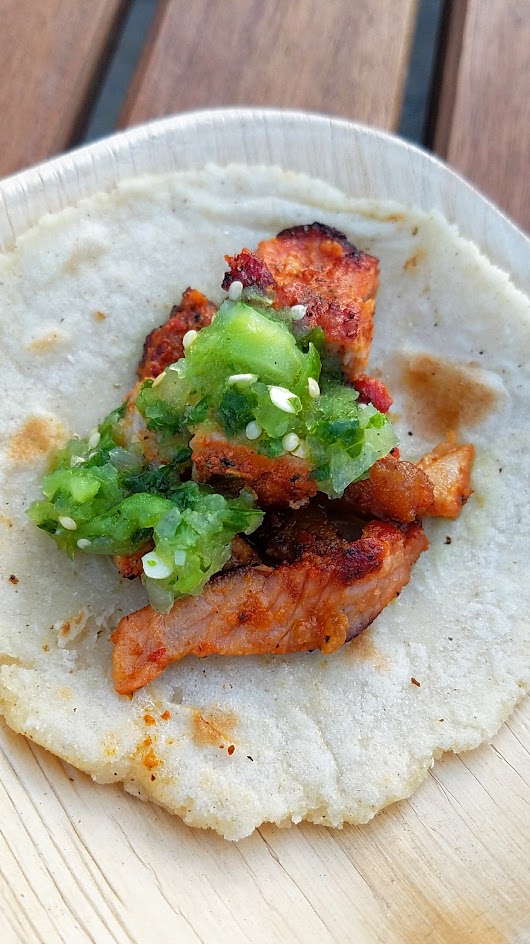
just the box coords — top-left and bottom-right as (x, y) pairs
(28, 280), (397, 613)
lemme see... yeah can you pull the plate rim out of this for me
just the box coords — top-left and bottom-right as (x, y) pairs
(0, 107), (528, 295)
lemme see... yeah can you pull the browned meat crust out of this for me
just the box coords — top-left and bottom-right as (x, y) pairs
(340, 444), (474, 523)
(417, 442), (474, 518)
(138, 288), (216, 379)
(192, 430), (474, 522)
(256, 222), (379, 379)
(341, 455), (435, 523)
(112, 520), (428, 694)
(191, 431), (317, 508)
(222, 535), (262, 569)
(257, 505), (345, 563)
(221, 249), (274, 292)
(352, 374), (393, 413)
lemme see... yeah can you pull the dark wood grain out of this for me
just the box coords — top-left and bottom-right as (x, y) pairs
(433, 0), (530, 232)
(120, 0), (419, 131)
(0, 0), (129, 177)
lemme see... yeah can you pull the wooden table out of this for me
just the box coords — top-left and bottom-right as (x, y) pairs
(0, 4), (529, 943)
(1, 0), (528, 231)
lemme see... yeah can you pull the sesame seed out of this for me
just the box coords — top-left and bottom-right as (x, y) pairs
(58, 516), (77, 531)
(292, 440), (309, 459)
(290, 304), (307, 320)
(228, 280), (243, 301)
(269, 385), (297, 413)
(282, 432), (300, 452)
(76, 538), (91, 549)
(182, 329), (198, 349)
(245, 421), (262, 440)
(291, 305), (307, 321)
(142, 551), (172, 580)
(87, 430), (100, 450)
(308, 377), (320, 399)
(152, 370), (166, 388)
(227, 373), (258, 385)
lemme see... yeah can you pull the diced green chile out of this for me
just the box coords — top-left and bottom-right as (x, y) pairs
(28, 292), (396, 613)
(140, 483), (263, 613)
(28, 409), (190, 560)
(27, 399), (263, 610)
(187, 300), (306, 388)
(306, 390), (398, 496)
(135, 297), (396, 495)
(29, 470), (263, 610)
(135, 299), (320, 438)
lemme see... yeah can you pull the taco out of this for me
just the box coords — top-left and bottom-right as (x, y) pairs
(0, 165), (528, 839)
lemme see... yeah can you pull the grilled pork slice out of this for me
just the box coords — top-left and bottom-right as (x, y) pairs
(138, 288), (216, 380)
(255, 222), (379, 380)
(341, 454), (435, 523)
(341, 444), (474, 523)
(417, 442), (474, 519)
(192, 428), (473, 521)
(112, 520), (427, 694)
(191, 430), (317, 507)
(223, 535), (263, 569)
(257, 505), (346, 563)
(191, 423), (474, 523)
(192, 430), (431, 516)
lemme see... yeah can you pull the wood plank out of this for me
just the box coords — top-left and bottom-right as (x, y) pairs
(433, 0), (530, 232)
(0, 109), (529, 944)
(0, 0), (130, 178)
(120, 0), (419, 132)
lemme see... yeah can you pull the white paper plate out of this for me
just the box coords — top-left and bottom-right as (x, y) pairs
(0, 109), (529, 944)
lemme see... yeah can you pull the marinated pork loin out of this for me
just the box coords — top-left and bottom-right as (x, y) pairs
(341, 454), (435, 523)
(254, 222), (379, 380)
(112, 520), (428, 694)
(418, 442), (474, 519)
(191, 429), (317, 508)
(192, 431), (472, 522)
(341, 445), (474, 522)
(138, 287), (216, 380)
(257, 505), (347, 563)
(119, 380), (161, 464)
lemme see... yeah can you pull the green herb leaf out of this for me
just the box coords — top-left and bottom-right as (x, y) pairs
(218, 389), (255, 436)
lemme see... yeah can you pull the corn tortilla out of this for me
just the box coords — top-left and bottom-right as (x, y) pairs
(0, 165), (528, 839)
